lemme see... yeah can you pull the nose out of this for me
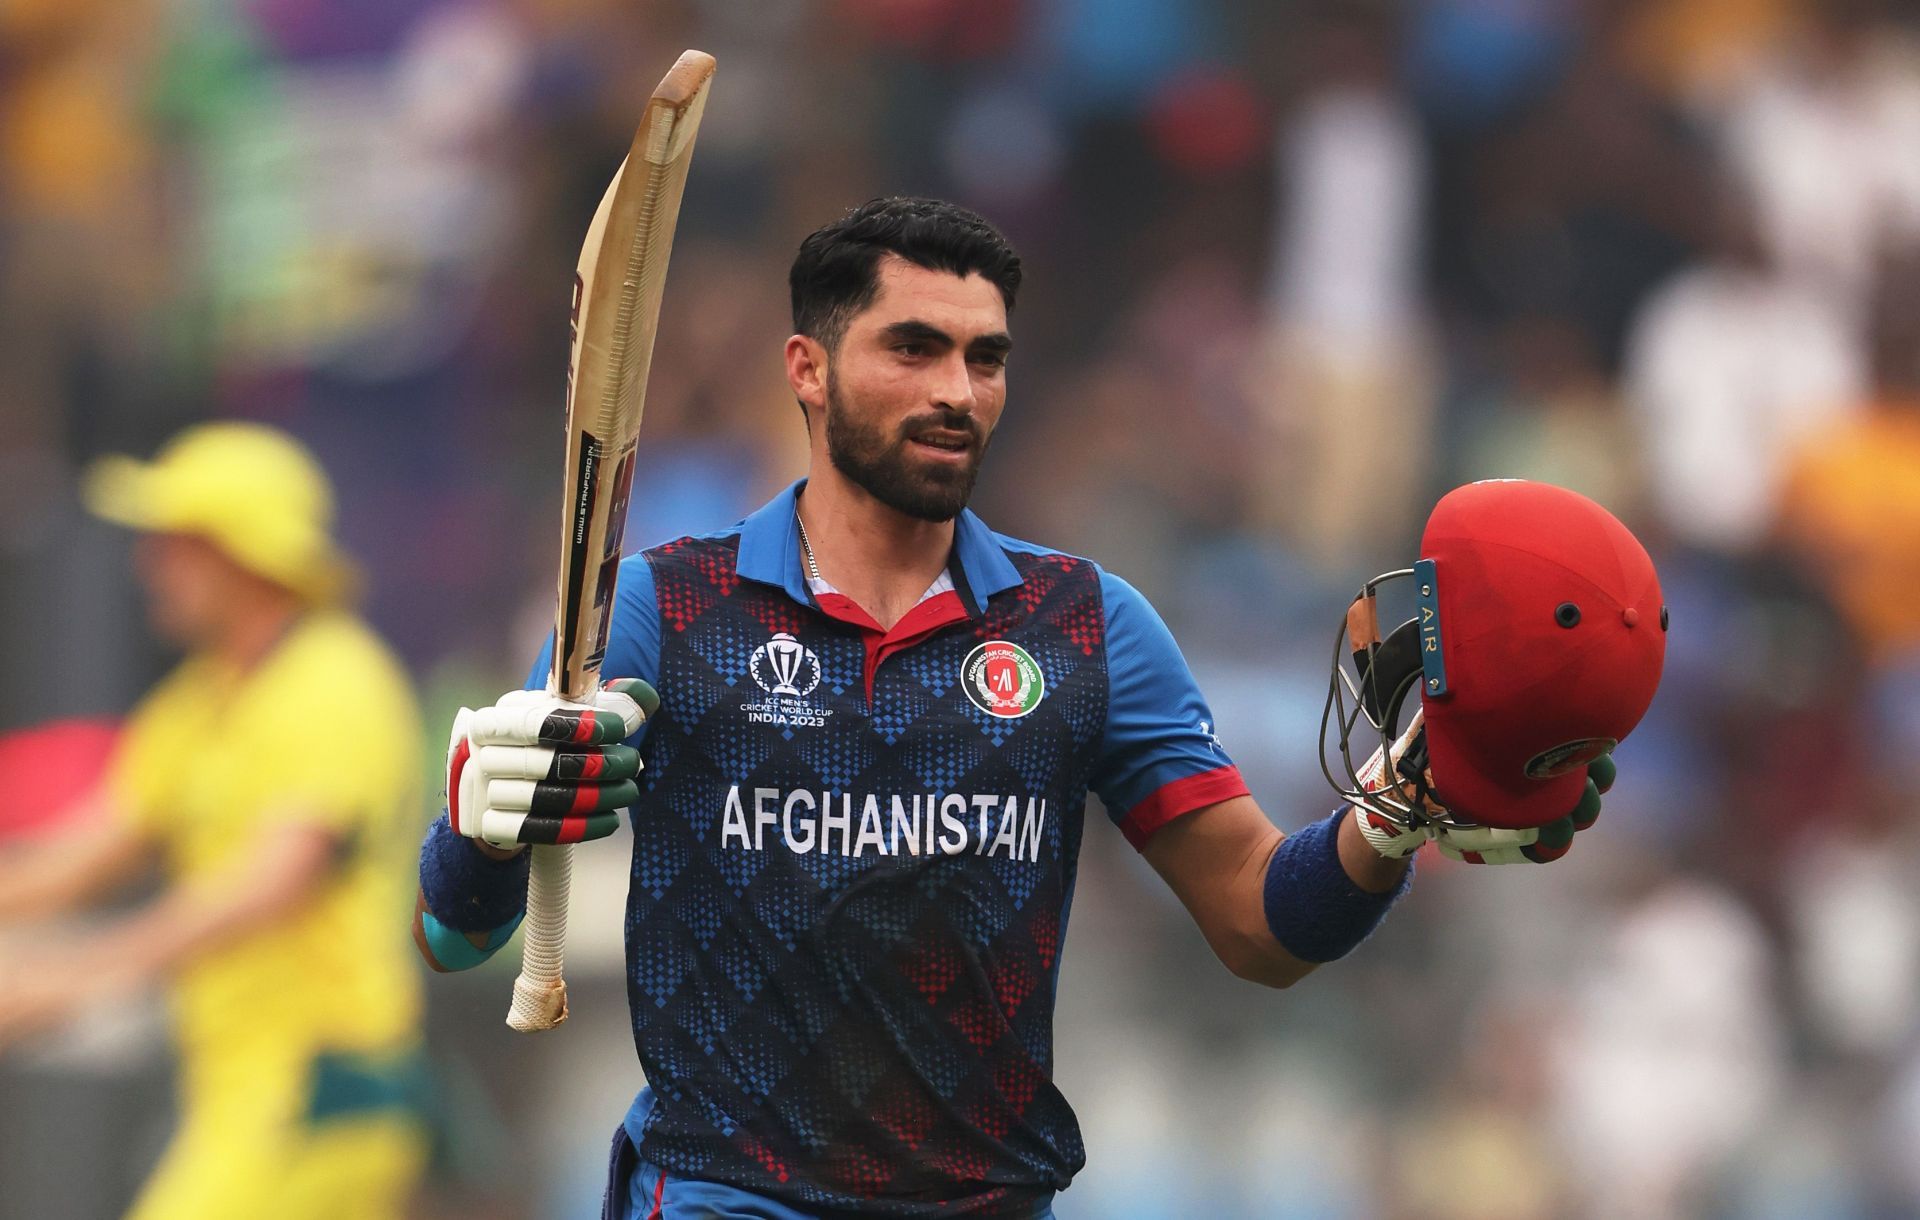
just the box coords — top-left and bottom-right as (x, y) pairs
(930, 351), (976, 415)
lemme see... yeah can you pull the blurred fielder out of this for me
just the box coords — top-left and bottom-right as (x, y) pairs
(420, 198), (1664, 1218)
(0, 423), (427, 1220)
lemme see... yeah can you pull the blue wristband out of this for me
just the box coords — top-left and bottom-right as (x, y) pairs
(421, 908), (523, 971)
(419, 813), (531, 933)
(1262, 808), (1412, 963)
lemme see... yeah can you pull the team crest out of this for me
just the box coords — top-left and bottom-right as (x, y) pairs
(963, 641), (1045, 719)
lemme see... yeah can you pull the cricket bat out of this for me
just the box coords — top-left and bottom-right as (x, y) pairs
(509, 49), (715, 1033)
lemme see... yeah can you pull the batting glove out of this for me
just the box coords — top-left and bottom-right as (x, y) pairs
(446, 679), (659, 850)
(1351, 711), (1615, 864)
(1431, 753), (1612, 865)
(1350, 714), (1434, 859)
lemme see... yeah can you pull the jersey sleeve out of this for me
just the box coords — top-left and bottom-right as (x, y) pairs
(523, 551), (663, 747)
(1090, 570), (1250, 849)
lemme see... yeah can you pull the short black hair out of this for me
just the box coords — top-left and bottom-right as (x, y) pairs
(789, 197), (1022, 354)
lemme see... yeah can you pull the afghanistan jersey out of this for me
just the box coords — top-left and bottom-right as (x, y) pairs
(551, 481), (1247, 1217)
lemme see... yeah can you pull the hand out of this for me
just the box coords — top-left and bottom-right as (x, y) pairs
(1350, 711), (1615, 865)
(1431, 753), (1612, 865)
(446, 679), (659, 852)
(1349, 713), (1438, 859)
(0, 941), (117, 1052)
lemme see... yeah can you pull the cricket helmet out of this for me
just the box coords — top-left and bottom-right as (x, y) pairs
(1322, 480), (1666, 831)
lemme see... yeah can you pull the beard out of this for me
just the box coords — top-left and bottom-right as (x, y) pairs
(822, 374), (990, 522)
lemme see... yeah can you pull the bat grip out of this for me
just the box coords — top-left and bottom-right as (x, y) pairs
(507, 843), (572, 1031)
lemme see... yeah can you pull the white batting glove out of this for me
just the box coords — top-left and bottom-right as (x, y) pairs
(1431, 755), (1610, 865)
(446, 678), (659, 850)
(1350, 713), (1434, 860)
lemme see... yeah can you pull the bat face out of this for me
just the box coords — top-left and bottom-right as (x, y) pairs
(552, 50), (716, 702)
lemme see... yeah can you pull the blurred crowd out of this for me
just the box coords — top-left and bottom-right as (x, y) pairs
(6, 0), (1920, 1217)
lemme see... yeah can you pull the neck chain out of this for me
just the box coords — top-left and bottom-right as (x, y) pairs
(795, 511), (822, 583)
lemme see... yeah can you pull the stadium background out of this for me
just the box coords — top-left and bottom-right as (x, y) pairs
(5, 0), (1920, 1216)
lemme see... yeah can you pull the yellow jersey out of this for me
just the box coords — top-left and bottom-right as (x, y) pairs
(110, 610), (425, 1067)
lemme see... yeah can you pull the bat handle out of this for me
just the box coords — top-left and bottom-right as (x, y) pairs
(507, 843), (573, 1031)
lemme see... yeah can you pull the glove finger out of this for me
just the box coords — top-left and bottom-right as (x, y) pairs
(479, 808), (621, 847)
(552, 744), (641, 782)
(1534, 815), (1576, 852)
(604, 678), (661, 720)
(1437, 840), (1532, 865)
(1587, 753), (1617, 795)
(535, 706), (636, 746)
(484, 777), (640, 816)
(472, 743), (555, 781)
(468, 698), (643, 748)
(518, 811), (623, 845)
(473, 744), (640, 783)
(1522, 816), (1575, 863)
(1437, 824), (1538, 853)
(1571, 779), (1602, 832)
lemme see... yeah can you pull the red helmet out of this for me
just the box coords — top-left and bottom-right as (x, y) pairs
(1322, 480), (1667, 830)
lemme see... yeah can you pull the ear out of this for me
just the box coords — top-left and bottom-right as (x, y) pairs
(785, 334), (828, 418)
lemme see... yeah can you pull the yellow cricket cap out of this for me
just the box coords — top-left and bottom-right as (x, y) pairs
(82, 421), (360, 604)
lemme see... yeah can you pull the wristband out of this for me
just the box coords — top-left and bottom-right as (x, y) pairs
(1262, 808), (1412, 963)
(420, 908), (523, 971)
(419, 813), (531, 932)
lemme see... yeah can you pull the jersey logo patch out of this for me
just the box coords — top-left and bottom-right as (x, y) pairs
(963, 641), (1046, 719)
(742, 632), (831, 729)
(750, 632), (820, 697)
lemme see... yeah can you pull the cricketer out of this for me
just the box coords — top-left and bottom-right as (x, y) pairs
(421, 198), (1656, 1218)
(0, 423), (428, 1220)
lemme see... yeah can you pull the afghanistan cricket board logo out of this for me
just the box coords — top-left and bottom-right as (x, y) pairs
(962, 640), (1046, 719)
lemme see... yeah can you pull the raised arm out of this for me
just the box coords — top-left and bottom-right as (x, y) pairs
(1090, 568), (1416, 988)
(416, 556), (663, 973)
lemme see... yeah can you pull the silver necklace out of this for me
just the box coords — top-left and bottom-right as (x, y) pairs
(795, 511), (822, 582)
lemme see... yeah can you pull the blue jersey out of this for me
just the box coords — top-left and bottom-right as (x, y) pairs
(534, 482), (1245, 1217)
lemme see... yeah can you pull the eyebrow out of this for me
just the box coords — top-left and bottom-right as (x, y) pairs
(880, 319), (1013, 356)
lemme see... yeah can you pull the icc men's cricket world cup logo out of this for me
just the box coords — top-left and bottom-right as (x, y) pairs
(750, 632), (821, 698)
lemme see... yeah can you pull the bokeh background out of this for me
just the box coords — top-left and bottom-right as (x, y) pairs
(6, 0), (1920, 1216)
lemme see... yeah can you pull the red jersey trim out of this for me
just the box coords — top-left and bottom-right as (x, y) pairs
(1118, 764), (1250, 851)
(814, 589), (972, 702)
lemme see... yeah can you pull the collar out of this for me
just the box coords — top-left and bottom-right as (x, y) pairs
(734, 479), (1022, 612)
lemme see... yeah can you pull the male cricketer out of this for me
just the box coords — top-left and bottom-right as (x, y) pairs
(415, 197), (1620, 1218)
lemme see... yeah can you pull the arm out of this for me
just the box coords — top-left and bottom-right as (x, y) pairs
(63, 818), (342, 987)
(1143, 796), (1408, 989)
(413, 816), (530, 973)
(1092, 568), (1410, 986)
(417, 555), (664, 973)
(0, 788), (151, 922)
(0, 817), (343, 1046)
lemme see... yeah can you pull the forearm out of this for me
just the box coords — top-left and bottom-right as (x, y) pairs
(68, 884), (277, 991)
(0, 855), (94, 922)
(1239, 807), (1412, 989)
(414, 814), (529, 971)
(0, 814), (145, 923)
